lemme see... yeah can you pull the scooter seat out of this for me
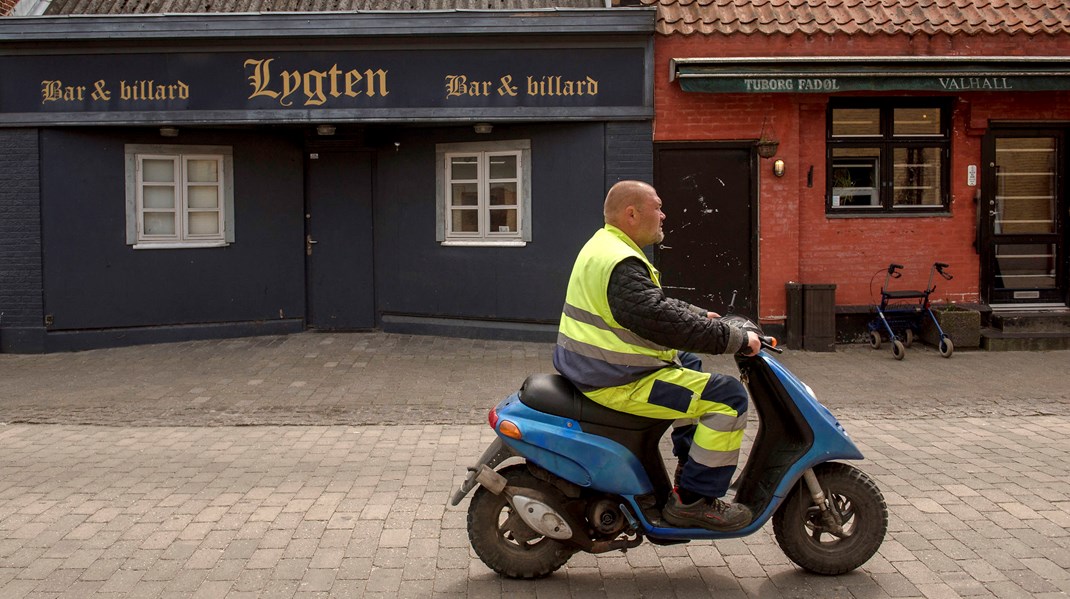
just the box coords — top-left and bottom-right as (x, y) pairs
(519, 374), (664, 431)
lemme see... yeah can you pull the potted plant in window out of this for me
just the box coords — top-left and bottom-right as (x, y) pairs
(832, 169), (854, 205)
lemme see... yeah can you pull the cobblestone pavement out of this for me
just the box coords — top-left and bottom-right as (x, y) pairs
(1, 333), (1069, 597)
(1, 332), (1069, 426)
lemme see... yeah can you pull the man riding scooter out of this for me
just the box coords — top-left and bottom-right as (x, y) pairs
(554, 180), (761, 532)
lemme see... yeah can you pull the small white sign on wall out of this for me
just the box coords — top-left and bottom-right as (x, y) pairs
(967, 164), (977, 186)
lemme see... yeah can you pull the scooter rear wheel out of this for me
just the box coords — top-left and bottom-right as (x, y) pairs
(772, 462), (888, 575)
(467, 465), (576, 579)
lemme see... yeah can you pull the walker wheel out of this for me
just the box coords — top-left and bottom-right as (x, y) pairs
(939, 337), (954, 358)
(892, 340), (906, 361)
(868, 331), (881, 350)
(903, 328), (914, 348)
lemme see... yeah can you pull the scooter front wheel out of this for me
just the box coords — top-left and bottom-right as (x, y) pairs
(773, 462), (888, 575)
(467, 465), (576, 579)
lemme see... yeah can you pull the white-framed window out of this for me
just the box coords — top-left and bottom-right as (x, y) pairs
(436, 140), (531, 246)
(124, 145), (235, 249)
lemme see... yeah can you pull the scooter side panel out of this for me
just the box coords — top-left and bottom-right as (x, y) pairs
(622, 352), (869, 542)
(494, 396), (654, 496)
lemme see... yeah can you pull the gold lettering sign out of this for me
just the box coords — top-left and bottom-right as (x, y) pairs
(41, 79), (188, 104)
(244, 58), (389, 107)
(444, 74), (599, 99)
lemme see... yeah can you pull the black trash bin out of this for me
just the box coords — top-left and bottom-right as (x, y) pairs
(802, 284), (836, 352)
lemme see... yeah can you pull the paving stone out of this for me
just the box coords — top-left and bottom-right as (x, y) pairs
(0, 335), (1068, 597)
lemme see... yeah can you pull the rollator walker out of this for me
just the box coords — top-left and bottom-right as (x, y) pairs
(867, 262), (954, 360)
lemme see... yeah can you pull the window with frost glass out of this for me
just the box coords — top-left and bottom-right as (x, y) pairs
(124, 145), (234, 248)
(437, 140), (531, 246)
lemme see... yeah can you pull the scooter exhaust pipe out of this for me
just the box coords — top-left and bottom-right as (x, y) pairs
(508, 494), (573, 540)
(469, 465), (575, 540)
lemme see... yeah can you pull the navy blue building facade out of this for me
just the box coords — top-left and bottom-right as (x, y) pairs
(0, 10), (654, 352)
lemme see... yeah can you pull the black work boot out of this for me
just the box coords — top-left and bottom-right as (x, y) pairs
(663, 490), (752, 532)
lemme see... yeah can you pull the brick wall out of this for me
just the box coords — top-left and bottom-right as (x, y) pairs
(0, 129), (44, 349)
(655, 32), (1070, 322)
(0, 0), (17, 16)
(605, 121), (654, 190)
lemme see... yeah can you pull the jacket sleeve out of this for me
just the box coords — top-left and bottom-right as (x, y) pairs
(607, 258), (747, 355)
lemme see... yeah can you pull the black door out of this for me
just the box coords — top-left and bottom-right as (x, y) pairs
(305, 150), (375, 329)
(654, 143), (759, 318)
(980, 130), (1068, 306)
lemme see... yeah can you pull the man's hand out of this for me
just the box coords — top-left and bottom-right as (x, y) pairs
(706, 311), (721, 319)
(742, 331), (761, 356)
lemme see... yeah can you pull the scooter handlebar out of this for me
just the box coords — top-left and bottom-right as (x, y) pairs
(760, 335), (783, 354)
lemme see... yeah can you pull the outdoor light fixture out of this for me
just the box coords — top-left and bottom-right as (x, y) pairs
(316, 124), (336, 136)
(473, 123), (493, 134)
(773, 159), (786, 177)
(159, 126), (179, 137)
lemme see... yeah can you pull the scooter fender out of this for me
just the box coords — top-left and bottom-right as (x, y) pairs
(493, 394), (653, 496)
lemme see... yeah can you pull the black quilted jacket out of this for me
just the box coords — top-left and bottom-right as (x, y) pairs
(607, 258), (746, 355)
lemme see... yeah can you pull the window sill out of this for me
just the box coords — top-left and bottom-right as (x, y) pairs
(826, 211), (951, 219)
(132, 241), (229, 250)
(441, 239), (527, 248)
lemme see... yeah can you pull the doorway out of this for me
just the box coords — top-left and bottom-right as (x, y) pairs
(653, 143), (759, 318)
(304, 150), (376, 329)
(980, 130), (1068, 307)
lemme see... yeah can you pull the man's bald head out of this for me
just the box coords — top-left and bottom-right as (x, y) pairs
(604, 180), (656, 227)
(603, 180), (665, 248)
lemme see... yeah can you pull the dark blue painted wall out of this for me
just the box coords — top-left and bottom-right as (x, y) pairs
(373, 122), (610, 323)
(39, 128), (306, 331)
(5, 120), (652, 351)
(0, 129), (45, 352)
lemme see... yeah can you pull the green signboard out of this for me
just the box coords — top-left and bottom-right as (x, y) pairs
(673, 58), (1070, 94)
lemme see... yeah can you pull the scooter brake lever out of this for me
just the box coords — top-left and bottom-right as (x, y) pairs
(760, 336), (783, 354)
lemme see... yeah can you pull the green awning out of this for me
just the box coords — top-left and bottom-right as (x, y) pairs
(671, 56), (1070, 94)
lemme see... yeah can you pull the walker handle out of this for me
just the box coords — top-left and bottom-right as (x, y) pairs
(887, 263), (903, 278)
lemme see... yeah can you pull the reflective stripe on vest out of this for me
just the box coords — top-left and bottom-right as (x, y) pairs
(555, 225), (677, 387)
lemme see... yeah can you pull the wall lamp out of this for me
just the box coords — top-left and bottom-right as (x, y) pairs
(159, 126), (179, 137)
(316, 124), (336, 136)
(473, 123), (493, 134)
(773, 159), (786, 177)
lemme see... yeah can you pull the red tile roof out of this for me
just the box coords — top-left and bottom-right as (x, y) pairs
(643, 0), (1070, 36)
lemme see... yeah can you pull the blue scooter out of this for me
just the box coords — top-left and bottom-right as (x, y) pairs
(451, 316), (888, 579)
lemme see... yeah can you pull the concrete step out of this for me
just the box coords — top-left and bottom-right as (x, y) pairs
(980, 327), (1070, 351)
(988, 310), (1070, 334)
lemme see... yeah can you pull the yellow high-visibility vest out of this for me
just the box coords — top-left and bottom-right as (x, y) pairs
(555, 225), (677, 387)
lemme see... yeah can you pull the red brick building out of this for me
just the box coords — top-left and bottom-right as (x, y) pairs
(645, 0), (1070, 347)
